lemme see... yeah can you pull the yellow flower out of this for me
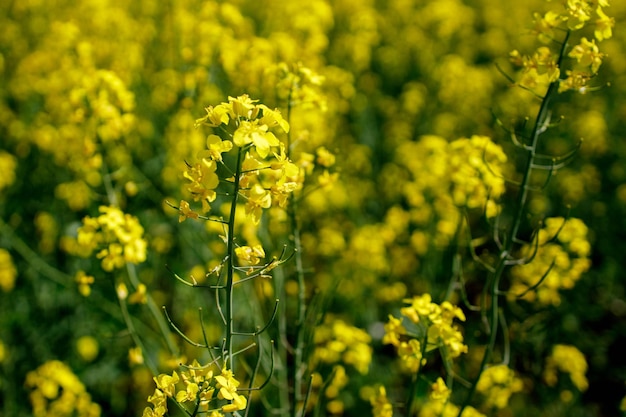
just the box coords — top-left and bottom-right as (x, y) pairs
(75, 206), (147, 271)
(175, 381), (199, 403)
(258, 104), (290, 133)
(178, 200), (199, 222)
(476, 365), (524, 409)
(569, 37), (604, 73)
(215, 368), (247, 412)
(203, 134), (233, 162)
(153, 372), (180, 397)
(244, 183), (272, 224)
(595, 7), (614, 41)
(116, 282), (128, 300)
(228, 94), (259, 119)
(0, 249), (17, 293)
(128, 346), (144, 366)
(316, 146), (336, 167)
(382, 315), (406, 347)
(234, 244), (265, 265)
(430, 377), (450, 402)
(565, 0), (593, 30)
(97, 243), (125, 271)
(26, 360), (101, 417)
(544, 344), (588, 391)
(397, 339), (423, 373)
(184, 158), (219, 212)
(195, 104), (230, 127)
(370, 385), (393, 417)
(75, 270), (95, 296)
(0, 151), (17, 192)
(532, 11), (563, 44)
(233, 120), (279, 159)
(76, 336), (99, 362)
(128, 283), (148, 304)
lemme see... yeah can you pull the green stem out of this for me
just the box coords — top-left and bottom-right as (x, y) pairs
(126, 263), (179, 357)
(101, 160), (180, 359)
(118, 292), (159, 375)
(225, 146), (244, 368)
(457, 30), (571, 417)
(291, 199), (307, 416)
(283, 91), (308, 417)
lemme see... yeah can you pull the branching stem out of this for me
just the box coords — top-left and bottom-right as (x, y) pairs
(457, 30), (571, 416)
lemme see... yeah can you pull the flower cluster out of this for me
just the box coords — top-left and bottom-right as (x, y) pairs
(416, 377), (485, 417)
(392, 135), (508, 250)
(383, 294), (467, 373)
(475, 364), (524, 409)
(73, 205), (147, 272)
(8, 17), (139, 211)
(511, 0), (614, 93)
(311, 316), (373, 375)
(369, 385), (393, 417)
(510, 217), (591, 306)
(25, 360), (101, 417)
(268, 62), (327, 110)
(179, 94), (298, 226)
(543, 344), (589, 392)
(143, 362), (247, 417)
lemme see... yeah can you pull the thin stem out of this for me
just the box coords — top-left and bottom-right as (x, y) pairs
(127, 263), (179, 356)
(457, 30), (571, 416)
(284, 89), (309, 417)
(225, 146), (244, 367)
(118, 292), (159, 375)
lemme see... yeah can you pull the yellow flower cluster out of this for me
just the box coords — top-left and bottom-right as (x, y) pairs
(543, 344), (589, 391)
(179, 94), (298, 225)
(8, 15), (139, 211)
(369, 385), (393, 417)
(311, 316), (373, 375)
(324, 365), (349, 415)
(383, 294), (467, 373)
(511, 0), (614, 93)
(418, 377), (485, 417)
(418, 400), (486, 417)
(0, 248), (17, 292)
(475, 364), (524, 409)
(510, 217), (591, 306)
(74, 205), (147, 272)
(25, 360), (101, 417)
(394, 135), (508, 249)
(143, 363), (247, 417)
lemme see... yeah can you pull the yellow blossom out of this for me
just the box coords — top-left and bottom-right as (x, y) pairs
(128, 283), (148, 304)
(544, 344), (589, 391)
(75, 270), (95, 296)
(203, 134), (233, 162)
(233, 119), (280, 159)
(244, 183), (272, 224)
(154, 372), (179, 397)
(0, 151), (17, 192)
(476, 365), (524, 409)
(0, 249), (17, 293)
(370, 385), (393, 417)
(430, 377), (451, 402)
(235, 244), (266, 265)
(569, 37), (604, 73)
(594, 7), (614, 41)
(178, 200), (199, 222)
